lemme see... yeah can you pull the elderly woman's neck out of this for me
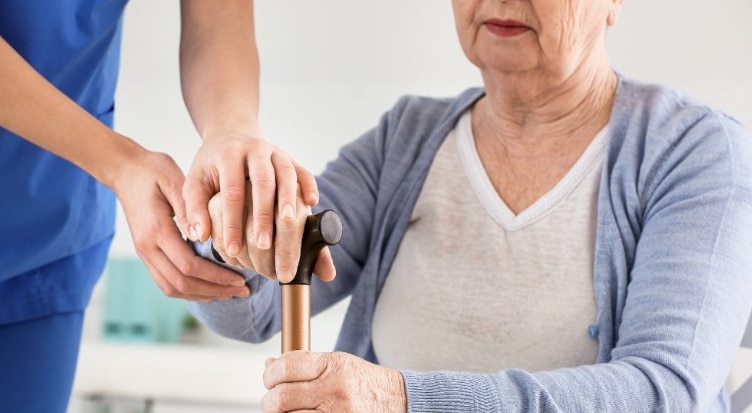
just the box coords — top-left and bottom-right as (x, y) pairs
(478, 62), (617, 145)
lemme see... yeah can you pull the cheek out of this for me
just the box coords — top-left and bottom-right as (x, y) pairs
(537, 5), (603, 59)
(452, 10), (479, 60)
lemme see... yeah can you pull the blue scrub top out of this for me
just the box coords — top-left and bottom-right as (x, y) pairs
(0, 0), (129, 323)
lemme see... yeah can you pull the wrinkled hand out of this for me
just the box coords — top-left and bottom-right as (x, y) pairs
(262, 351), (407, 413)
(113, 148), (250, 301)
(182, 133), (319, 261)
(207, 181), (335, 283)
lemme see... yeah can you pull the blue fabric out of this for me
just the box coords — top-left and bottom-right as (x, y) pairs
(0, 311), (85, 413)
(189, 75), (752, 412)
(0, 0), (127, 322)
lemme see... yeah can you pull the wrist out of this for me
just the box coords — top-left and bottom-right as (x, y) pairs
(388, 368), (408, 413)
(95, 133), (147, 193)
(200, 121), (263, 144)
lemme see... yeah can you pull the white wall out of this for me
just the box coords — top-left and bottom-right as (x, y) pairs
(111, 0), (752, 255)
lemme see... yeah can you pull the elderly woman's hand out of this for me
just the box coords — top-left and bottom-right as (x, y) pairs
(262, 351), (406, 413)
(207, 181), (336, 283)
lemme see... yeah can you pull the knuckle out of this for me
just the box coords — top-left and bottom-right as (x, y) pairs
(171, 277), (189, 294)
(254, 213), (274, 227)
(133, 236), (150, 254)
(215, 139), (246, 158)
(161, 285), (180, 298)
(275, 211), (297, 226)
(251, 167), (276, 187)
(275, 247), (296, 260)
(255, 256), (277, 277)
(245, 226), (256, 241)
(224, 221), (244, 234)
(221, 185), (245, 203)
(273, 158), (296, 178)
(174, 257), (194, 276)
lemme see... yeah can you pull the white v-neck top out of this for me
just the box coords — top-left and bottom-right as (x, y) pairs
(372, 111), (606, 373)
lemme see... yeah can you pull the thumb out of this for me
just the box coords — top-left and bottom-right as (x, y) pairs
(161, 171), (189, 235)
(182, 173), (215, 242)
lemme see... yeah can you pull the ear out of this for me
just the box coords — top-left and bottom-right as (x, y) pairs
(607, 0), (624, 26)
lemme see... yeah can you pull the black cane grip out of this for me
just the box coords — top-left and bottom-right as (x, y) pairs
(283, 209), (343, 286)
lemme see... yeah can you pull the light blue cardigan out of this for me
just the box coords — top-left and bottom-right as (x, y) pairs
(190, 75), (752, 412)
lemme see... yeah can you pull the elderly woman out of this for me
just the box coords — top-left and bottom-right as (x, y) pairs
(190, 0), (752, 412)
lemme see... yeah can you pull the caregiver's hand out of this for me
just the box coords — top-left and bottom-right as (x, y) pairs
(113, 145), (249, 301)
(262, 351), (407, 413)
(183, 133), (319, 261)
(207, 180), (336, 284)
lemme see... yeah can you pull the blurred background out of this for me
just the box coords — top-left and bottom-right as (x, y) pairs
(69, 1), (752, 412)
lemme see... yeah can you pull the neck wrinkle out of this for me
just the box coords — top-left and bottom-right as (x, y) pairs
(477, 54), (617, 147)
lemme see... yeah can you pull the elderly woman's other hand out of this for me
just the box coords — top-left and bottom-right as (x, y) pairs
(207, 180), (336, 284)
(262, 351), (407, 413)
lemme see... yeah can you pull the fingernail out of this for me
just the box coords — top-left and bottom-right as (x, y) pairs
(232, 278), (245, 287)
(188, 224), (198, 241)
(228, 241), (240, 256)
(281, 204), (294, 219)
(190, 222), (204, 241)
(236, 288), (250, 298)
(280, 271), (294, 284)
(308, 192), (319, 204)
(257, 231), (271, 250)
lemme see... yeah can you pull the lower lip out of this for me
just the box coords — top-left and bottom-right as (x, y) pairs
(485, 23), (530, 38)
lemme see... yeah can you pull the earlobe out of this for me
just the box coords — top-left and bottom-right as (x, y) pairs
(606, 1), (624, 27)
(606, 12), (616, 27)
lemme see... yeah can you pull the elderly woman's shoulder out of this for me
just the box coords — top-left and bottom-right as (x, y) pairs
(615, 75), (748, 139)
(385, 88), (484, 124)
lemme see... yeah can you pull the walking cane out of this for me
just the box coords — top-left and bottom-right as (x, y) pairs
(281, 209), (342, 353)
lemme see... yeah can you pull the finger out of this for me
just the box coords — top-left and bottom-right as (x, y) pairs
(211, 235), (243, 268)
(273, 203), (305, 285)
(261, 382), (322, 413)
(217, 157), (248, 257)
(230, 185), (269, 273)
(163, 172), (191, 239)
(153, 158), (191, 240)
(312, 247), (336, 282)
(207, 195), (243, 268)
(139, 253), (204, 301)
(272, 221), (301, 284)
(263, 351), (326, 390)
(293, 158), (319, 206)
(248, 154), (276, 251)
(241, 206), (277, 276)
(248, 248), (276, 279)
(234, 235), (258, 271)
(273, 153), (298, 219)
(137, 249), (215, 301)
(272, 156), (305, 283)
(183, 167), (216, 242)
(159, 226), (251, 298)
